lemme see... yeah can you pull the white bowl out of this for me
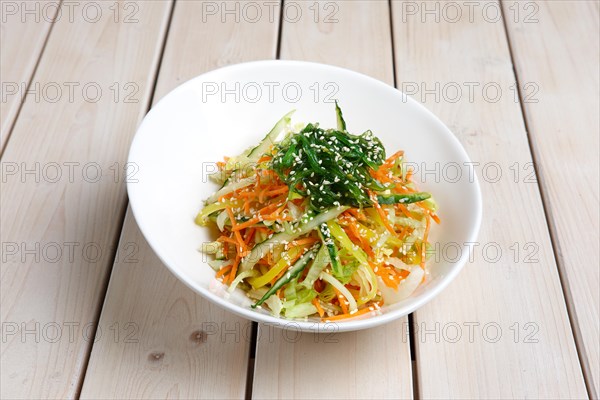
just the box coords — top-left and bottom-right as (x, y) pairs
(128, 60), (482, 332)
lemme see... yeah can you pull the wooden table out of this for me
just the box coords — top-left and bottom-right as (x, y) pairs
(1, 1), (598, 399)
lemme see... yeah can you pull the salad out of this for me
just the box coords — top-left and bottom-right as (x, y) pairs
(196, 103), (439, 321)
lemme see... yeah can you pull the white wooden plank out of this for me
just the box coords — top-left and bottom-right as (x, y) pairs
(503, 1), (599, 397)
(390, 0), (587, 398)
(0, 0), (58, 149)
(251, 2), (414, 399)
(79, 1), (281, 398)
(0, 2), (172, 398)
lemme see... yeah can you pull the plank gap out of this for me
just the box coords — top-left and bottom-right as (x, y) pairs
(408, 313), (419, 399)
(0, 0), (63, 157)
(245, 322), (258, 400)
(387, 0), (398, 88)
(146, 0), (179, 113)
(275, 0), (285, 59)
(499, 4), (592, 398)
(74, 1), (178, 395)
(408, 313), (416, 362)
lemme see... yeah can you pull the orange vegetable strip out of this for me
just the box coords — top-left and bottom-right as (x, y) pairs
(257, 201), (283, 215)
(225, 208), (247, 253)
(346, 222), (374, 258)
(232, 213), (293, 232)
(217, 235), (238, 245)
(228, 255), (241, 284)
(244, 228), (255, 245)
(237, 191), (258, 198)
(432, 214), (441, 224)
(232, 216), (260, 231)
(373, 264), (399, 289)
(312, 298), (325, 317)
(348, 208), (367, 221)
(271, 201), (287, 216)
(369, 191), (396, 236)
(262, 186), (289, 197)
(396, 226), (407, 241)
(383, 150), (404, 167)
(258, 188), (267, 203)
(218, 192), (234, 202)
(215, 264), (232, 278)
(321, 303), (380, 322)
(396, 203), (412, 218)
(334, 287), (349, 314)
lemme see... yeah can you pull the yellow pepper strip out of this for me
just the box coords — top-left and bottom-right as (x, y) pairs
(248, 245), (305, 289)
(326, 221), (368, 265)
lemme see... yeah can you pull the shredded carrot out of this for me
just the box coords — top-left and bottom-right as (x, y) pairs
(373, 263), (400, 289)
(369, 191), (397, 236)
(383, 150), (404, 167)
(345, 221), (374, 258)
(322, 303), (380, 322)
(334, 288), (349, 314)
(346, 208), (365, 221)
(232, 211), (292, 232)
(231, 216), (260, 231)
(431, 213), (441, 224)
(225, 208), (247, 253)
(262, 186), (288, 197)
(256, 202), (280, 215)
(217, 235), (238, 245)
(312, 298), (325, 317)
(243, 228), (255, 245)
(272, 201), (287, 216)
(257, 155), (272, 163)
(345, 208), (359, 219)
(215, 264), (233, 279)
(227, 255), (241, 284)
(396, 203), (412, 218)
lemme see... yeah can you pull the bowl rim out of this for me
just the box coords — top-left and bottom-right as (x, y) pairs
(127, 59), (483, 332)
